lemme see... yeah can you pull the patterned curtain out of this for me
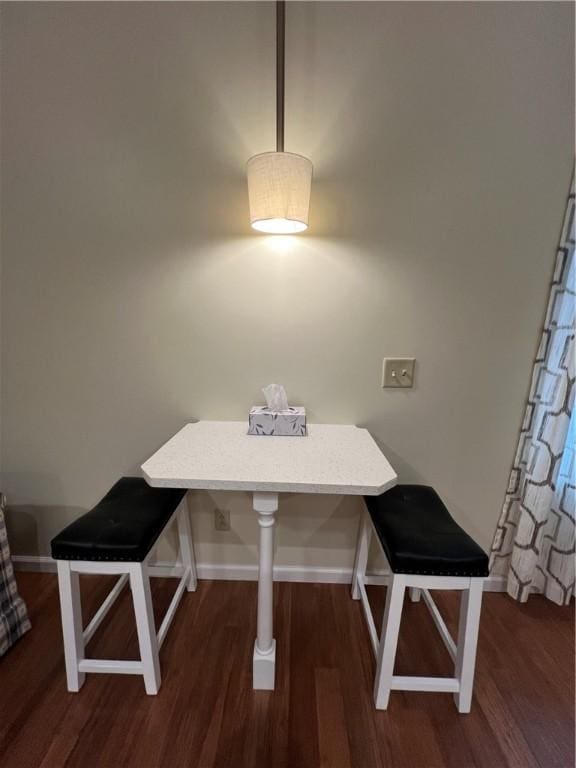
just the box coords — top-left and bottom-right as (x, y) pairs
(0, 494), (31, 655)
(490, 176), (575, 606)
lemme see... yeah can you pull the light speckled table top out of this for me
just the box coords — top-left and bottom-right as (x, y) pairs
(141, 421), (397, 495)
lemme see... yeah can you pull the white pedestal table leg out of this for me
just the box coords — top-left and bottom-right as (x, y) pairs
(252, 491), (278, 690)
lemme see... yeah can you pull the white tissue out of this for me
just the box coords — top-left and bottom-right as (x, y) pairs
(262, 383), (289, 412)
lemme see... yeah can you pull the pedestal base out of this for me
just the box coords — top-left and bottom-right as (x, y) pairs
(253, 639), (276, 690)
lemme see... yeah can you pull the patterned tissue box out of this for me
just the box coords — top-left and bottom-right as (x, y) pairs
(248, 406), (307, 436)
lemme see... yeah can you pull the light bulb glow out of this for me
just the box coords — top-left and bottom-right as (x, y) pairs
(251, 217), (308, 234)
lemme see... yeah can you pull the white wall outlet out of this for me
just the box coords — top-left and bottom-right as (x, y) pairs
(382, 358), (416, 388)
(214, 508), (230, 531)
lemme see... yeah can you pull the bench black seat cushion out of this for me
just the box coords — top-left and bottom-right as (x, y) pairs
(364, 485), (489, 577)
(51, 478), (186, 562)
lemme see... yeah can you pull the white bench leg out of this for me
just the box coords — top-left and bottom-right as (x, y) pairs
(454, 578), (483, 713)
(129, 564), (161, 695)
(374, 574), (406, 710)
(352, 509), (371, 600)
(178, 497), (197, 592)
(57, 561), (86, 692)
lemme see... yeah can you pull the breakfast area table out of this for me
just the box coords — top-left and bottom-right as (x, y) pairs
(141, 420), (397, 690)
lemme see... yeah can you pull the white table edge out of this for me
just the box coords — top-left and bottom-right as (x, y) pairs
(141, 467), (398, 497)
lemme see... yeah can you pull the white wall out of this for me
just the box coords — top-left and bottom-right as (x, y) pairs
(1, 2), (574, 570)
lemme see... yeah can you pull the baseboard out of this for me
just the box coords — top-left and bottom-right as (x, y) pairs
(150, 561), (355, 583)
(12, 556), (353, 584)
(12, 555), (57, 573)
(12, 556), (507, 591)
(482, 575), (507, 592)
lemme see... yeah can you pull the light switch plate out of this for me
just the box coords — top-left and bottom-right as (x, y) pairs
(382, 358), (416, 388)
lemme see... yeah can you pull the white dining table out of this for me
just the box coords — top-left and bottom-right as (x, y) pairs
(141, 420), (397, 690)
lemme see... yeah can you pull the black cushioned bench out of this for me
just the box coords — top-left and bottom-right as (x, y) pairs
(352, 484), (488, 713)
(364, 485), (489, 577)
(51, 477), (197, 695)
(52, 477), (187, 562)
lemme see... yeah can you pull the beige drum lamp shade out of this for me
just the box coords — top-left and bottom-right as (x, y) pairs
(247, 152), (313, 234)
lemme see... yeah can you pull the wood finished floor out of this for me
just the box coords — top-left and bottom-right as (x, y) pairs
(0, 573), (573, 768)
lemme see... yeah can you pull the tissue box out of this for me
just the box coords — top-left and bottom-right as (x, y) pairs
(248, 406), (307, 436)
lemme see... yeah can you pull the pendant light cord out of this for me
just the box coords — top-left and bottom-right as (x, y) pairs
(276, 0), (285, 153)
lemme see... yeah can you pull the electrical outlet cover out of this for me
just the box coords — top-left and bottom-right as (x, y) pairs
(214, 508), (230, 531)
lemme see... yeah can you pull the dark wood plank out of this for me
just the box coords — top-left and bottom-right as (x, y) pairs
(0, 573), (573, 768)
(315, 667), (352, 768)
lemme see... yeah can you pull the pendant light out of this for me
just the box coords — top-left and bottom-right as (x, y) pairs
(247, 1), (313, 234)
